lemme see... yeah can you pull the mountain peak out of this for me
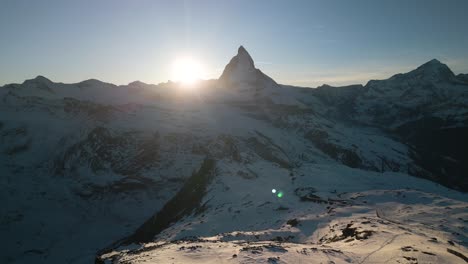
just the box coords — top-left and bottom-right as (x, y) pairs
(418, 59), (445, 69)
(219, 45), (271, 85)
(427, 58), (441, 64)
(76, 78), (116, 88)
(24, 75), (52, 84)
(20, 75), (55, 93)
(128, 80), (146, 85)
(415, 59), (452, 72)
(412, 59), (454, 81)
(236, 45), (254, 68)
(128, 80), (149, 88)
(238, 45), (247, 53)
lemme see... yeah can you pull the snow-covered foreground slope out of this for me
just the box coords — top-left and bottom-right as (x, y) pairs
(99, 163), (468, 263)
(1, 47), (467, 263)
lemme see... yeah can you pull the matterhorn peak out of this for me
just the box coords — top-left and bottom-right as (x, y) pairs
(236, 45), (255, 69)
(219, 45), (275, 86)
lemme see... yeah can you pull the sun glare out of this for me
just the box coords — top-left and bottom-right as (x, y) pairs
(171, 57), (204, 85)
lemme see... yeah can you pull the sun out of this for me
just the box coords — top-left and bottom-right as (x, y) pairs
(171, 57), (204, 85)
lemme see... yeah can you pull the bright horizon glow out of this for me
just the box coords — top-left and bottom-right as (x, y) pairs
(1, 1), (468, 87)
(171, 57), (205, 85)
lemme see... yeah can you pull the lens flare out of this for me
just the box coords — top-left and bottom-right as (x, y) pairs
(272, 189), (277, 194)
(277, 191), (283, 198)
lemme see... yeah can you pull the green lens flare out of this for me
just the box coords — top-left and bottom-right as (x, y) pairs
(277, 191), (283, 198)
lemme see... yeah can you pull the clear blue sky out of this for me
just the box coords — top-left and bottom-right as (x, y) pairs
(1, 0), (468, 87)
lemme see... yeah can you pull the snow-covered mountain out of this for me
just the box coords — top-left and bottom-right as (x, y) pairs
(1, 47), (467, 264)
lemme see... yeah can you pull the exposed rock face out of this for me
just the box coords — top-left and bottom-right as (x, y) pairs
(219, 45), (277, 87)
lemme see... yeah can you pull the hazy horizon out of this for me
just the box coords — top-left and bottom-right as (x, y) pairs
(1, 0), (468, 87)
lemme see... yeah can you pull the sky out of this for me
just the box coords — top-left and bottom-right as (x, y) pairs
(1, 0), (468, 87)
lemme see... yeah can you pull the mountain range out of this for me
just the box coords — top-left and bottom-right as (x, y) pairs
(1, 46), (467, 264)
